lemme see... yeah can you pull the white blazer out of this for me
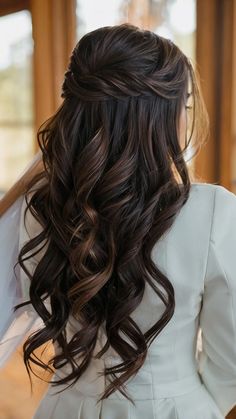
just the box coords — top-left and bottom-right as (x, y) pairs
(0, 182), (236, 419)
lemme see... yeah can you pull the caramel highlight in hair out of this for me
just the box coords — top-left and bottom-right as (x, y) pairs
(14, 23), (209, 405)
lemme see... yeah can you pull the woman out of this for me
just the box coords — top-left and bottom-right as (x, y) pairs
(0, 23), (236, 419)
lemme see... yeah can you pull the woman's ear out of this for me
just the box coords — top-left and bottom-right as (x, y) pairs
(0, 150), (44, 217)
(178, 104), (187, 151)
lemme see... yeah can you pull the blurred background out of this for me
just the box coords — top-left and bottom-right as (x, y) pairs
(0, 0), (235, 418)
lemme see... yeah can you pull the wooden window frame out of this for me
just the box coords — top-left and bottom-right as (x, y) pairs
(0, 0), (30, 17)
(195, 0), (236, 190)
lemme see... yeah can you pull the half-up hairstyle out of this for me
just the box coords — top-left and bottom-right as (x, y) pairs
(14, 23), (209, 405)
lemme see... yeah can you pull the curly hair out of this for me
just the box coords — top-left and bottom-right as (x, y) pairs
(14, 23), (209, 405)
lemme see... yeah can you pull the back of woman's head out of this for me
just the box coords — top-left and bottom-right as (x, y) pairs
(15, 23), (209, 404)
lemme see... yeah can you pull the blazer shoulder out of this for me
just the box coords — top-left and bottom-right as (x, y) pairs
(189, 182), (234, 206)
(190, 182), (222, 192)
(182, 182), (216, 213)
(190, 182), (236, 207)
(190, 181), (235, 193)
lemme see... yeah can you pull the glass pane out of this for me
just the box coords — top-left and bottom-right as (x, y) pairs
(0, 10), (34, 195)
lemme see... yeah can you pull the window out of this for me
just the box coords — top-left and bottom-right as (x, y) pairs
(0, 10), (34, 194)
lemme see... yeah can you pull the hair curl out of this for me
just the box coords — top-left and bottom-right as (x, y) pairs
(14, 23), (209, 405)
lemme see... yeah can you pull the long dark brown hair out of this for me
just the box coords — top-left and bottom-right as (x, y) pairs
(14, 23), (209, 405)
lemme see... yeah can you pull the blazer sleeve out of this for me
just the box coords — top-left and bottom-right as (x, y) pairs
(198, 185), (236, 417)
(0, 193), (44, 369)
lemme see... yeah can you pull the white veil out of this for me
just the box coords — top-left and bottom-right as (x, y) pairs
(0, 191), (44, 368)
